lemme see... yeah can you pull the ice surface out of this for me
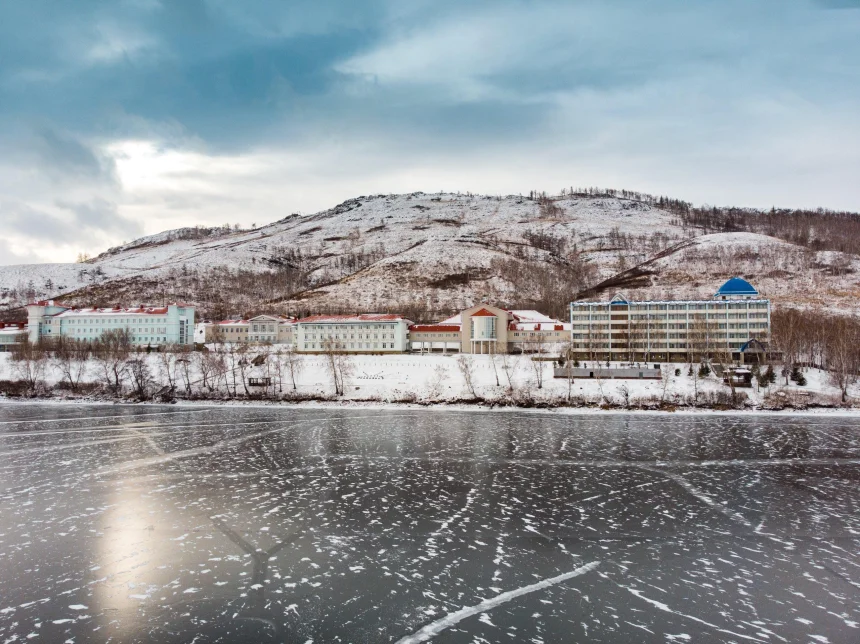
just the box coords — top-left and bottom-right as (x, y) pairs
(0, 404), (858, 643)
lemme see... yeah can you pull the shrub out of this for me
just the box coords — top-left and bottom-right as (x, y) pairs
(790, 365), (807, 386)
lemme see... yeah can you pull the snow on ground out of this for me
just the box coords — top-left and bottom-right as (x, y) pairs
(0, 351), (854, 408)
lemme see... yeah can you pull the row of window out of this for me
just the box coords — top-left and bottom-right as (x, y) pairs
(573, 302), (769, 312)
(302, 342), (394, 350)
(302, 324), (396, 331)
(56, 317), (168, 325)
(305, 333), (395, 340)
(64, 326), (168, 336)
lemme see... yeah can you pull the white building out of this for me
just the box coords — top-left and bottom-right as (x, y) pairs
(569, 278), (771, 363)
(27, 301), (195, 347)
(295, 314), (413, 353)
(0, 323), (26, 352)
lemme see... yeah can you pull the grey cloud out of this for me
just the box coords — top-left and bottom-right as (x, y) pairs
(1, 198), (140, 245)
(35, 128), (118, 185)
(55, 198), (142, 238)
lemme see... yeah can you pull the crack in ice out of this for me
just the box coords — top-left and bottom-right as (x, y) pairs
(394, 561), (600, 644)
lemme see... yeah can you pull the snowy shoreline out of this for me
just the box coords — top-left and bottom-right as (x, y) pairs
(2, 396), (859, 417)
(2, 352), (856, 416)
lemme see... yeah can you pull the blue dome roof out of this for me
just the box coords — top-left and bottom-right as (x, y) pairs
(716, 277), (758, 296)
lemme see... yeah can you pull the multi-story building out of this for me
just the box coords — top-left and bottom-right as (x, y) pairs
(569, 278), (771, 363)
(295, 314), (412, 353)
(409, 304), (570, 354)
(248, 315), (295, 344)
(0, 323), (26, 352)
(194, 315), (296, 345)
(26, 301), (195, 347)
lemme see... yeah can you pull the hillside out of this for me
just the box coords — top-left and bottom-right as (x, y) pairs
(1, 191), (858, 321)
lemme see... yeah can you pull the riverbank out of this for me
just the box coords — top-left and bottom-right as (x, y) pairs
(1, 352), (854, 413)
(1, 390), (857, 415)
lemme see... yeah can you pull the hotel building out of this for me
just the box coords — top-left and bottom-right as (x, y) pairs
(569, 278), (771, 363)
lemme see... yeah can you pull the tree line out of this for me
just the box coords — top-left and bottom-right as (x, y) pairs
(4, 329), (360, 402)
(771, 308), (860, 401)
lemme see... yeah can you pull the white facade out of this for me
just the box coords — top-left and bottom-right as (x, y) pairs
(27, 301), (195, 347)
(295, 314), (412, 353)
(569, 280), (770, 362)
(0, 324), (26, 352)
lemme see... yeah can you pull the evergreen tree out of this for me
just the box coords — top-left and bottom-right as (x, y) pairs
(790, 365), (807, 386)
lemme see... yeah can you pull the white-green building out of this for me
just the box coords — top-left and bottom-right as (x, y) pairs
(27, 301), (195, 347)
(0, 323), (26, 352)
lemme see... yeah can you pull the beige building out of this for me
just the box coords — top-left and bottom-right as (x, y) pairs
(194, 316), (296, 345)
(295, 314), (412, 353)
(409, 304), (569, 354)
(569, 278), (771, 363)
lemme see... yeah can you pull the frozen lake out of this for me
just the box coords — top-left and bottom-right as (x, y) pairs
(0, 405), (858, 643)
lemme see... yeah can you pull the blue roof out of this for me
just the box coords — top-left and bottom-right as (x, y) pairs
(716, 277), (758, 296)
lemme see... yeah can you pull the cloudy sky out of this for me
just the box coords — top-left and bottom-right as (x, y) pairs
(2, 0), (859, 264)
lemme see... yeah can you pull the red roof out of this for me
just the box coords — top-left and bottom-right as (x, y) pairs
(409, 324), (461, 333)
(56, 306), (170, 317)
(470, 308), (497, 317)
(297, 314), (410, 324)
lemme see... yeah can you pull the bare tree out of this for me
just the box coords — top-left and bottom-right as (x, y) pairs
(10, 338), (48, 392)
(322, 340), (352, 397)
(52, 337), (90, 392)
(156, 344), (179, 391)
(826, 316), (860, 403)
(236, 343), (252, 396)
(271, 347), (286, 394)
(175, 344), (194, 396)
(456, 354), (478, 398)
(489, 348), (502, 387)
(711, 343), (738, 405)
(127, 358), (153, 399)
(199, 350), (224, 393)
(500, 352), (519, 393)
(223, 341), (243, 396)
(772, 310), (802, 384)
(530, 356), (546, 390)
(561, 342), (576, 402)
(690, 363), (702, 404)
(660, 365), (673, 404)
(92, 329), (132, 393)
(524, 333), (548, 389)
(282, 345), (304, 392)
(426, 364), (448, 400)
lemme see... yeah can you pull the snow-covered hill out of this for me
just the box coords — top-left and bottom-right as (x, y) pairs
(1, 192), (858, 319)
